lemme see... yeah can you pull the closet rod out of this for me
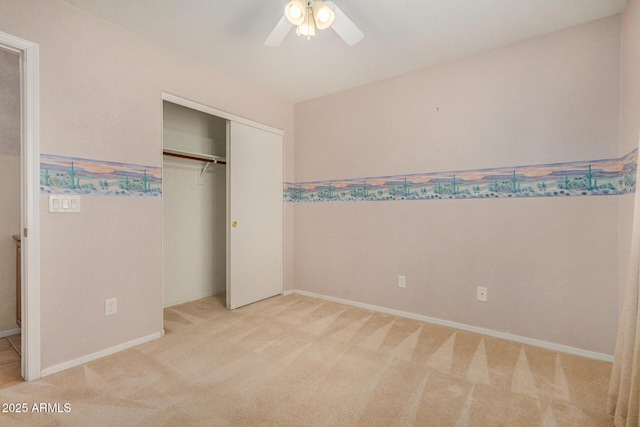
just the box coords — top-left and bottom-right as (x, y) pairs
(162, 148), (227, 165)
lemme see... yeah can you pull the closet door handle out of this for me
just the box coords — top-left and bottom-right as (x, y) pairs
(232, 221), (238, 228)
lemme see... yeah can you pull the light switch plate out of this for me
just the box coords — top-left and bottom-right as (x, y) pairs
(49, 195), (81, 213)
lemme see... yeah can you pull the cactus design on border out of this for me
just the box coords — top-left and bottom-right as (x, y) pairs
(284, 149), (637, 203)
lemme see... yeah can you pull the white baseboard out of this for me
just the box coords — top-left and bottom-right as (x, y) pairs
(282, 289), (294, 296)
(292, 290), (614, 362)
(40, 331), (163, 378)
(0, 328), (21, 338)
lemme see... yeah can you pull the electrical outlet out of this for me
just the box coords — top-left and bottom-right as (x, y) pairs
(398, 275), (406, 288)
(477, 287), (488, 302)
(105, 298), (117, 316)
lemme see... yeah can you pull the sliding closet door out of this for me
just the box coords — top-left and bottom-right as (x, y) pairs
(227, 121), (283, 309)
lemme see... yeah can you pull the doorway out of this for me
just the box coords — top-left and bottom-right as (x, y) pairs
(0, 46), (22, 387)
(0, 30), (40, 382)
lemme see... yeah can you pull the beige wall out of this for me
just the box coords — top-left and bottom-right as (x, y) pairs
(294, 16), (621, 354)
(0, 0), (294, 370)
(619, 0), (640, 310)
(0, 48), (20, 334)
(621, 0), (640, 154)
(0, 48), (19, 156)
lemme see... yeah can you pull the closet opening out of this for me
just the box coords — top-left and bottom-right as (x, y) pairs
(162, 101), (228, 309)
(161, 93), (284, 325)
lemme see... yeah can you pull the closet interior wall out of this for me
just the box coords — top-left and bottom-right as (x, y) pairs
(162, 101), (227, 308)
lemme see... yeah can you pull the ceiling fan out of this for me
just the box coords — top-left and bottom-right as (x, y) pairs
(265, 0), (364, 46)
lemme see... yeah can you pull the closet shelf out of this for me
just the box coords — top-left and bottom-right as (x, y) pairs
(163, 148), (227, 165)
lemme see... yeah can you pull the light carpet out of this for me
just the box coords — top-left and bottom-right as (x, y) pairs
(0, 294), (613, 426)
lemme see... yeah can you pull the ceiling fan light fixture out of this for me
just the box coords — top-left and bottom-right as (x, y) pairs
(265, 0), (363, 47)
(312, 1), (335, 30)
(285, 0), (307, 25)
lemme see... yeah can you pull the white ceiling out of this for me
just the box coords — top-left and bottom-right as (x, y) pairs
(61, 0), (626, 103)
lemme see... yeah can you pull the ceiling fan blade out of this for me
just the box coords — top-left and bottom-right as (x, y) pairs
(264, 14), (293, 46)
(327, 2), (364, 46)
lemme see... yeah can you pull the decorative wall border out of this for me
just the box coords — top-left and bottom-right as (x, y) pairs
(284, 150), (637, 203)
(40, 154), (162, 197)
(40, 150), (638, 201)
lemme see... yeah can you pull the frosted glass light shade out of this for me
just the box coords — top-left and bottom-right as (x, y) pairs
(285, 0), (307, 25)
(312, 1), (335, 30)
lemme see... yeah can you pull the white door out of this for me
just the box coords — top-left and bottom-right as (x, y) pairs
(227, 121), (283, 309)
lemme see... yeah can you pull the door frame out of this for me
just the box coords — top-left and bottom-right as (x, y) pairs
(0, 30), (41, 381)
(160, 92), (284, 317)
(161, 93), (283, 135)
